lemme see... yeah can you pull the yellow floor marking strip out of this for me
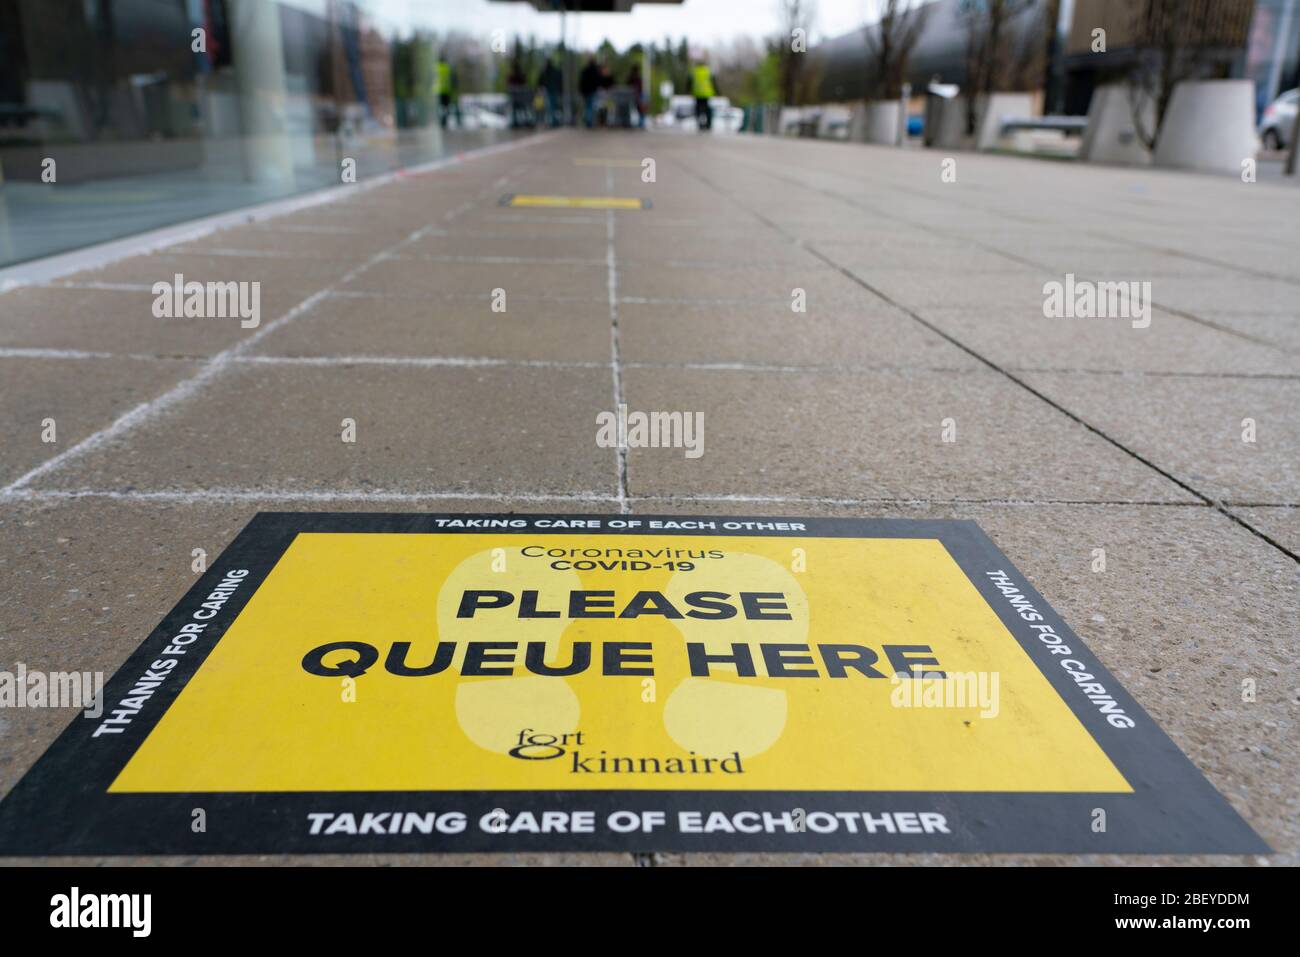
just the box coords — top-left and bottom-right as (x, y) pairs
(508, 195), (645, 210)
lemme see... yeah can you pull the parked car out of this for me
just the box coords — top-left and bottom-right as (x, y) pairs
(1258, 88), (1298, 150)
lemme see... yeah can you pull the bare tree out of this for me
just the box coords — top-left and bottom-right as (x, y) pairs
(1125, 0), (1242, 150)
(776, 0), (818, 105)
(961, 0), (1035, 136)
(863, 0), (929, 101)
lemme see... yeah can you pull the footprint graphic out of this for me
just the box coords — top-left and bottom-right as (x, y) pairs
(433, 547), (583, 754)
(662, 552), (809, 760)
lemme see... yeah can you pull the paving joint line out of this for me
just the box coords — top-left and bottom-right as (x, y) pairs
(18, 347), (1297, 382)
(0, 487), (1244, 509)
(606, 165), (630, 514)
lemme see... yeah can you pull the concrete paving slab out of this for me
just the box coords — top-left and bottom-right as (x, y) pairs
(1233, 506), (1300, 555)
(405, 232), (608, 261)
(832, 265), (1048, 312)
(0, 286), (255, 357)
(60, 251), (350, 295)
(1140, 275), (1297, 315)
(342, 257), (608, 300)
(235, 203), (428, 240)
(171, 223), (400, 260)
(617, 262), (873, 303)
(0, 356), (202, 486)
(918, 306), (1300, 376)
(249, 290), (613, 362)
(1190, 311), (1300, 354)
(619, 298), (980, 370)
(1019, 372), (1300, 504)
(812, 239), (1029, 273)
(621, 366), (1196, 503)
(1006, 244), (1244, 280)
(1157, 237), (1300, 279)
(617, 241), (811, 269)
(446, 217), (608, 241)
(31, 362), (616, 496)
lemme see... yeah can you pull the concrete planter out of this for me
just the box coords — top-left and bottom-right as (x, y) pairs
(863, 101), (901, 145)
(848, 103), (868, 142)
(974, 93), (1036, 151)
(763, 104), (782, 136)
(924, 95), (968, 149)
(1080, 84), (1153, 166)
(1153, 80), (1259, 175)
(817, 105), (852, 140)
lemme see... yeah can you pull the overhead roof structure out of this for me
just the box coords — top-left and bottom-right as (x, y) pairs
(496, 0), (685, 12)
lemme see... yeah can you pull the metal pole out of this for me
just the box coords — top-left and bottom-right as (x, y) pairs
(644, 46), (651, 127)
(1286, 102), (1300, 176)
(561, 6), (572, 125)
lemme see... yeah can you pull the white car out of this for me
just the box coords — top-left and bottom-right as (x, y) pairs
(1258, 88), (1297, 150)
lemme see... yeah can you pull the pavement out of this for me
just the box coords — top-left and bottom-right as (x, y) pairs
(0, 129), (1297, 866)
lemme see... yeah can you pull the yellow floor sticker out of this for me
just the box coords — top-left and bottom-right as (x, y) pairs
(0, 514), (1267, 856)
(503, 194), (647, 209)
(111, 532), (1127, 794)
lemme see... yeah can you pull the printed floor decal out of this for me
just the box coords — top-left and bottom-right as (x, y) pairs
(0, 514), (1266, 855)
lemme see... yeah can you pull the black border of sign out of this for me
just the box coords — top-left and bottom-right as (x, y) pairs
(0, 513), (1269, 856)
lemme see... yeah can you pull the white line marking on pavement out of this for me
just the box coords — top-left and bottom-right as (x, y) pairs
(162, 247), (353, 260)
(0, 347), (189, 362)
(0, 488), (617, 505)
(234, 355), (607, 370)
(619, 295), (812, 305)
(390, 254), (607, 266)
(0, 487), (1218, 508)
(0, 347), (983, 376)
(325, 289), (606, 303)
(41, 281), (158, 292)
(605, 166), (629, 515)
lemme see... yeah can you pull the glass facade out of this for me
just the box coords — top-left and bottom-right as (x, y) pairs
(0, 0), (576, 268)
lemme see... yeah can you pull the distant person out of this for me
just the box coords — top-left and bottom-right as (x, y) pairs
(507, 59), (531, 128)
(691, 61), (717, 131)
(435, 59), (455, 129)
(628, 63), (645, 129)
(597, 62), (614, 126)
(579, 57), (600, 128)
(539, 57), (563, 127)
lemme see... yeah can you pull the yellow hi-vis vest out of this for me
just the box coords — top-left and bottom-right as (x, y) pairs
(435, 61), (452, 95)
(692, 65), (715, 99)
